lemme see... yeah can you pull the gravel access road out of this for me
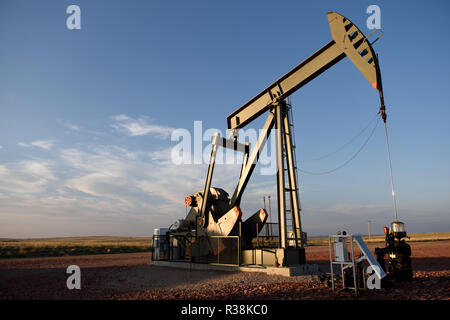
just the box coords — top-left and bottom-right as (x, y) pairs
(0, 241), (448, 300)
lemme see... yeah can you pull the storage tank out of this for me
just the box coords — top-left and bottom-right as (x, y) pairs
(153, 228), (169, 260)
(390, 221), (407, 239)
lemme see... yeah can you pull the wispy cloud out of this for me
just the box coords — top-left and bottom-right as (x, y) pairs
(2, 139), (449, 238)
(0, 160), (57, 194)
(57, 119), (104, 136)
(111, 114), (174, 138)
(22, 160), (57, 181)
(17, 140), (55, 150)
(59, 145), (202, 209)
(59, 144), (272, 220)
(61, 122), (81, 131)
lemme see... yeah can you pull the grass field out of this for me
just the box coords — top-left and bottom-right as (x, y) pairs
(0, 236), (153, 259)
(306, 232), (450, 246)
(1, 232), (449, 259)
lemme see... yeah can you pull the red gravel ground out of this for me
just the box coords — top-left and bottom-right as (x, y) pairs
(0, 240), (448, 300)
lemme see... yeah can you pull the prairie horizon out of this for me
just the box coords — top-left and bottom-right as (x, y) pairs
(1, 232), (449, 259)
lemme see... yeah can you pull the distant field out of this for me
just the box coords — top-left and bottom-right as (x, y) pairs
(1, 232), (449, 259)
(0, 236), (153, 259)
(306, 232), (450, 246)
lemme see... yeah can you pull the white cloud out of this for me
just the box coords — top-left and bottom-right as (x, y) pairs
(17, 140), (54, 150)
(3, 139), (449, 238)
(57, 144), (255, 225)
(111, 114), (130, 122)
(22, 160), (57, 180)
(0, 160), (57, 194)
(111, 114), (174, 138)
(59, 145), (199, 211)
(2, 141), (364, 236)
(62, 122), (81, 131)
(148, 148), (172, 164)
(111, 146), (138, 160)
(33, 140), (54, 150)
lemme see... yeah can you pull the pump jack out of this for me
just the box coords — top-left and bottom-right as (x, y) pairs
(166, 12), (387, 267)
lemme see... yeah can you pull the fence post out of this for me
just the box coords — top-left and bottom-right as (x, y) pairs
(237, 236), (240, 266)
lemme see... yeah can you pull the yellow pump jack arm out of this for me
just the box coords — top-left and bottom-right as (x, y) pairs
(227, 12), (383, 131)
(228, 12), (384, 207)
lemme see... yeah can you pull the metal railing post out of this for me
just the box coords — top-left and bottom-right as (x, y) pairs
(238, 221), (242, 266)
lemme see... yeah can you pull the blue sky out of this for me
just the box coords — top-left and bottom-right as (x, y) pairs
(0, 0), (449, 238)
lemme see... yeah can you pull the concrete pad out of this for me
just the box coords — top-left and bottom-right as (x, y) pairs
(151, 260), (318, 278)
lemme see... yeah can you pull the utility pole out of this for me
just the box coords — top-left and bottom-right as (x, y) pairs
(368, 220), (372, 239)
(268, 195), (272, 224)
(268, 195), (272, 236)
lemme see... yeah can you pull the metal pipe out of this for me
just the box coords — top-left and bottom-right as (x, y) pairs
(200, 133), (220, 227)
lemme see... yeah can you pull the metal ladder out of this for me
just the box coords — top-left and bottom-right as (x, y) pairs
(281, 98), (303, 247)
